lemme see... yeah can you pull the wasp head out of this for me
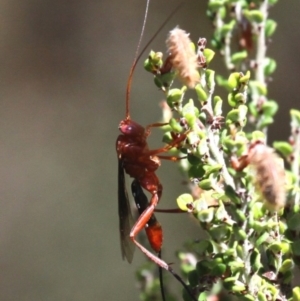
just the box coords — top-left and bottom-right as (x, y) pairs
(119, 119), (145, 137)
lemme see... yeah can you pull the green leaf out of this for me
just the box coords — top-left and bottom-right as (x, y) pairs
(144, 50), (163, 72)
(265, 19), (277, 37)
(233, 226), (247, 241)
(197, 208), (214, 223)
(193, 239), (211, 255)
(273, 141), (293, 157)
(257, 291), (268, 301)
(187, 154), (202, 165)
(264, 57), (277, 76)
(199, 292), (209, 301)
(231, 282), (247, 292)
(211, 263), (227, 276)
(228, 260), (244, 274)
(198, 178), (213, 190)
(282, 270), (292, 284)
(162, 131), (173, 144)
(291, 109), (300, 127)
(251, 220), (268, 233)
(226, 105), (248, 126)
(231, 51), (248, 64)
(228, 92), (237, 107)
(227, 72), (240, 89)
(251, 202), (265, 220)
(209, 225), (231, 241)
(287, 213), (300, 231)
(234, 92), (246, 104)
(239, 70), (251, 83)
(178, 252), (196, 274)
(188, 164), (205, 178)
(292, 240), (300, 256)
(213, 96), (223, 115)
(244, 10), (264, 23)
(242, 294), (256, 301)
(279, 221), (288, 235)
(293, 287), (300, 301)
(226, 108), (240, 123)
(195, 84), (208, 103)
(169, 118), (184, 133)
(154, 71), (176, 89)
(223, 276), (237, 290)
(216, 75), (231, 91)
(251, 130), (265, 141)
(268, 241), (290, 255)
(224, 246), (236, 257)
(255, 232), (270, 247)
(204, 164), (222, 176)
(219, 20), (236, 36)
(203, 48), (215, 64)
(183, 99), (199, 127)
(196, 137), (208, 156)
(233, 209), (246, 222)
(205, 69), (215, 91)
(208, 0), (226, 10)
(279, 259), (294, 274)
(224, 185), (241, 205)
(187, 270), (199, 287)
(167, 88), (185, 108)
(196, 259), (213, 277)
(258, 116), (274, 129)
(177, 193), (194, 211)
(250, 249), (262, 272)
(187, 131), (201, 148)
(236, 244), (244, 259)
(250, 81), (267, 96)
(214, 203), (227, 221)
(261, 100), (278, 116)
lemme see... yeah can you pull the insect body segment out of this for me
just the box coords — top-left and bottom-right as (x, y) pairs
(117, 123), (186, 271)
(231, 140), (286, 211)
(131, 179), (163, 253)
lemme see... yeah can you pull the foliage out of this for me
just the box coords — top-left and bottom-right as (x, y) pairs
(137, 1), (300, 301)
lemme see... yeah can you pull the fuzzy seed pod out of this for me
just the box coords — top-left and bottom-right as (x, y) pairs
(248, 143), (286, 212)
(166, 27), (200, 88)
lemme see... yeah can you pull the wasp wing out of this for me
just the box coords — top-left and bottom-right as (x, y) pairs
(118, 159), (135, 263)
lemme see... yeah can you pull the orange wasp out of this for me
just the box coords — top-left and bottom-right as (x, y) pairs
(116, 1), (197, 300)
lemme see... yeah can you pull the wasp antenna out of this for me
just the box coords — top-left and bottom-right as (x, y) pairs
(125, 1), (184, 119)
(125, 0), (150, 119)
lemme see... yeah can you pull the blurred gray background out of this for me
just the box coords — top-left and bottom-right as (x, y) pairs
(0, 0), (298, 300)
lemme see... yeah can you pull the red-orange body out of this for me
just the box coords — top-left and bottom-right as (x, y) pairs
(116, 116), (186, 266)
(117, 118), (163, 256)
(131, 179), (162, 253)
(117, 120), (162, 194)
